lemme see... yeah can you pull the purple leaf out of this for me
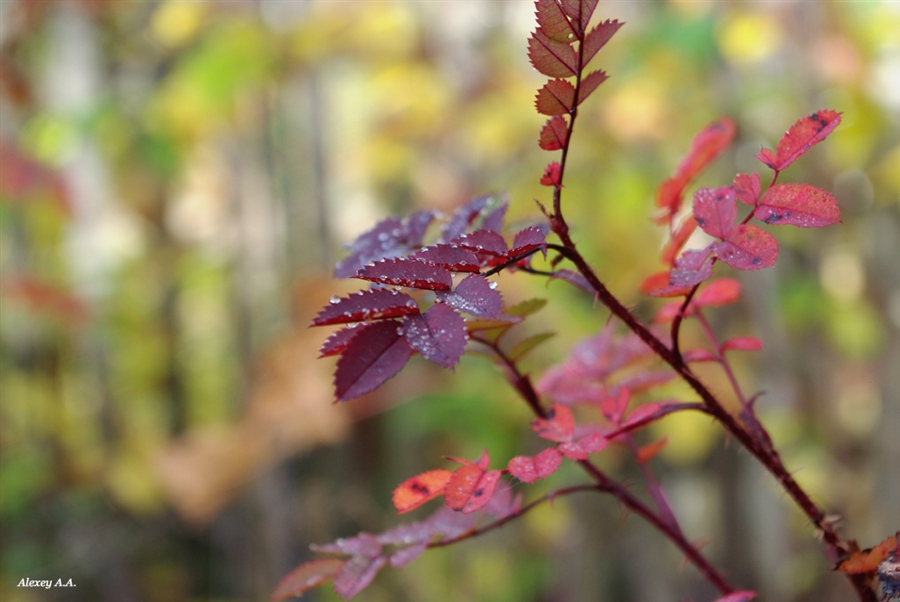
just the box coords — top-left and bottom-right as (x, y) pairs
(388, 544), (427, 569)
(334, 321), (413, 401)
(311, 532), (382, 558)
(356, 258), (453, 291)
(312, 289), (420, 326)
(334, 216), (406, 278)
(754, 183), (841, 228)
(404, 210), (437, 247)
(712, 224), (778, 270)
(693, 186), (737, 240)
(437, 274), (503, 317)
(449, 229), (509, 256)
(511, 226), (547, 255)
(333, 555), (387, 601)
(669, 247), (713, 287)
(319, 325), (364, 358)
(441, 196), (491, 242)
(550, 269), (593, 294)
(272, 558), (346, 602)
(411, 245), (482, 272)
(481, 201), (508, 234)
(402, 303), (467, 368)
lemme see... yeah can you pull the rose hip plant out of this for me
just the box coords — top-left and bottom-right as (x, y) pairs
(273, 1), (898, 600)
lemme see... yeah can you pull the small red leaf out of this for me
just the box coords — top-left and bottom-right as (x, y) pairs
(312, 289), (419, 326)
(541, 161), (562, 186)
(837, 533), (899, 575)
(402, 303), (467, 369)
(713, 591), (758, 602)
(721, 336), (763, 353)
(438, 274), (503, 317)
(444, 454), (501, 513)
(733, 172), (761, 206)
(560, 0), (599, 31)
(558, 432), (608, 460)
(636, 438), (668, 463)
(272, 558), (346, 602)
(577, 69), (609, 104)
(535, 78), (576, 116)
(411, 245), (482, 272)
(712, 224), (778, 271)
(528, 30), (578, 77)
(531, 403), (575, 442)
(449, 229), (509, 256)
(693, 278), (741, 307)
(754, 183), (841, 228)
(693, 186), (737, 240)
(511, 226), (547, 254)
(582, 19), (624, 67)
(319, 325), (364, 358)
(756, 109), (841, 172)
(335, 321), (413, 400)
(600, 388), (630, 424)
(535, 0), (577, 43)
(356, 258), (453, 291)
(539, 116), (569, 150)
(392, 469), (453, 514)
(660, 215), (698, 265)
(682, 348), (718, 362)
(507, 448), (563, 483)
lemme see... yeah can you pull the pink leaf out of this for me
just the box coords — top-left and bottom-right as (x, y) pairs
(333, 555), (388, 600)
(558, 432), (608, 460)
(582, 19), (624, 67)
(682, 348), (718, 363)
(756, 109), (841, 172)
(535, 78), (576, 116)
(622, 401), (663, 428)
(693, 186), (737, 240)
(577, 69), (609, 104)
(272, 558), (346, 602)
(754, 183), (841, 228)
(721, 336), (763, 353)
(528, 30), (578, 77)
(541, 161), (562, 186)
(535, 0), (576, 43)
(356, 258), (453, 291)
(311, 533), (381, 558)
(335, 321), (413, 400)
(712, 224), (778, 270)
(438, 274), (503, 317)
(411, 245), (482, 273)
(600, 388), (630, 424)
(507, 448), (563, 484)
(312, 289), (420, 326)
(319, 324), (364, 358)
(713, 591), (757, 602)
(669, 247), (714, 288)
(402, 303), (467, 369)
(693, 278), (741, 307)
(539, 116), (569, 150)
(531, 403), (575, 442)
(449, 229), (509, 256)
(388, 544), (427, 568)
(733, 172), (761, 206)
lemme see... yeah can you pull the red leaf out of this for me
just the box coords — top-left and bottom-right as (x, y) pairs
(402, 303), (467, 368)
(640, 271), (672, 294)
(319, 325), (364, 358)
(333, 555), (388, 600)
(356, 258), (453, 291)
(636, 438), (668, 463)
(734, 172), (761, 206)
(444, 453), (502, 513)
(693, 278), (741, 307)
(682, 348), (718, 362)
(335, 321), (413, 400)
(693, 186), (737, 240)
(721, 336), (763, 353)
(582, 19), (623, 67)
(754, 183), (841, 228)
(535, 78), (576, 116)
(438, 274), (502, 317)
(528, 30), (578, 77)
(531, 403), (575, 442)
(600, 388), (630, 424)
(511, 226), (547, 255)
(558, 432), (608, 460)
(392, 469), (453, 514)
(272, 558), (346, 602)
(507, 448), (562, 484)
(712, 225), (778, 271)
(660, 215), (698, 265)
(560, 0), (599, 32)
(449, 229), (509, 256)
(712, 591), (758, 602)
(312, 289), (420, 326)
(411, 245), (482, 272)
(577, 69), (609, 104)
(622, 401), (664, 428)
(535, 0), (576, 43)
(541, 161), (562, 186)
(756, 109), (841, 172)
(539, 116), (569, 150)
(837, 533), (899, 574)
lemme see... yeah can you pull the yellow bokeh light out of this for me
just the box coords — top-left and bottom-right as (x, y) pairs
(152, 0), (207, 48)
(717, 11), (783, 64)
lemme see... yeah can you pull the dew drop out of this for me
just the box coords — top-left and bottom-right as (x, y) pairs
(488, 281), (498, 290)
(330, 295), (341, 304)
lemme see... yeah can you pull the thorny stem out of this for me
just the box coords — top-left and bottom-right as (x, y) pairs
(471, 334), (735, 594)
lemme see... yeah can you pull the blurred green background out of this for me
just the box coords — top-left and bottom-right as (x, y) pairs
(1, 1), (898, 601)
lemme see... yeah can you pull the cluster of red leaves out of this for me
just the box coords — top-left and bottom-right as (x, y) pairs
(311, 195), (548, 401)
(530, 0), (622, 182)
